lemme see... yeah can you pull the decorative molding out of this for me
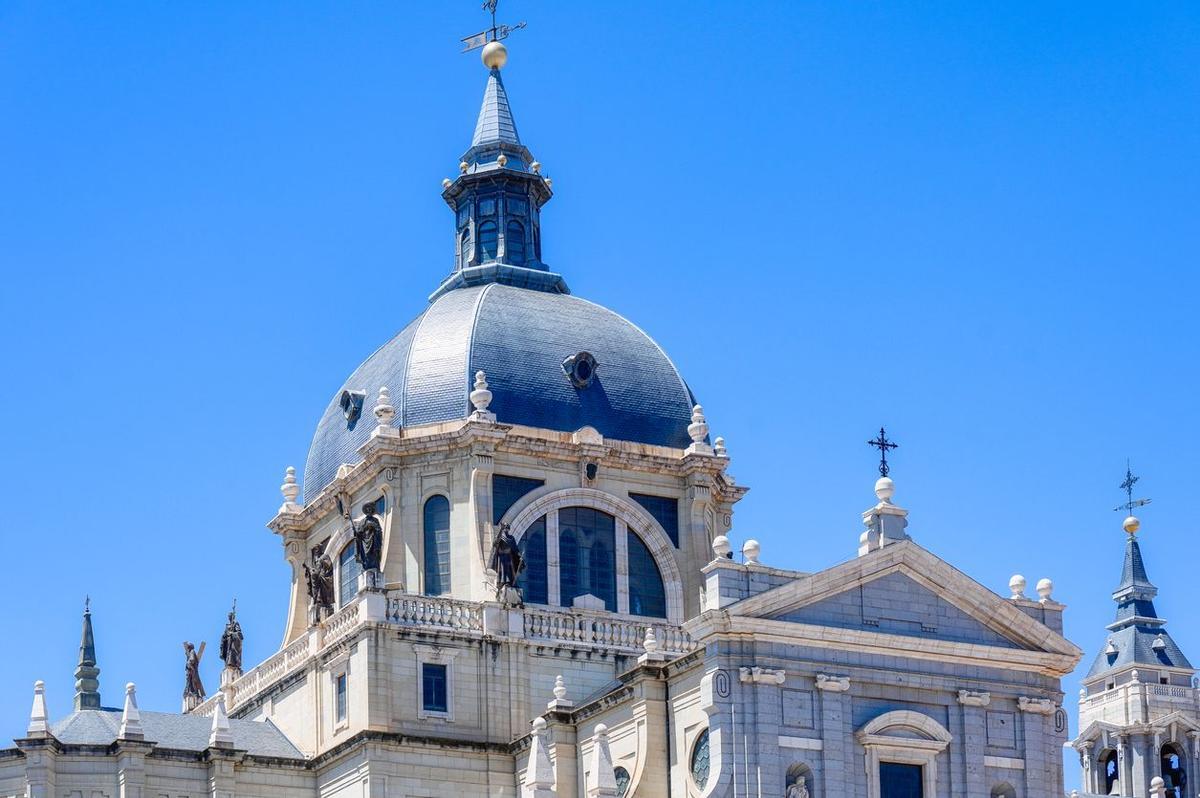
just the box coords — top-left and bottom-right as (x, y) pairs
(778, 736), (823, 751)
(739, 667), (786, 685)
(957, 690), (991, 707)
(983, 755), (1025, 770)
(815, 674), (850, 693)
(1017, 697), (1056, 715)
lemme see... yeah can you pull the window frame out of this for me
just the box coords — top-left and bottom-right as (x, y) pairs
(415, 644), (458, 722)
(422, 494), (452, 597)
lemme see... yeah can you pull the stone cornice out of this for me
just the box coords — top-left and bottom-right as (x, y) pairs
(685, 611), (1079, 678)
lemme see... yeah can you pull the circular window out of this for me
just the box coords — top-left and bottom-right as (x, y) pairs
(614, 766), (630, 797)
(562, 351), (598, 389)
(690, 729), (710, 790)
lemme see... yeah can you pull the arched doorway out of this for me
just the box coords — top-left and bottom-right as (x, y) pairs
(1161, 743), (1187, 798)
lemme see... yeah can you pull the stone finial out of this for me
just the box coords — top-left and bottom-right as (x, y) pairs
(119, 682), (144, 740)
(688, 405), (709, 445)
(1036, 577), (1053, 603)
(26, 680), (49, 737)
(874, 476), (895, 503)
(1131, 669), (1141, 683)
(531, 161), (541, 174)
(545, 177), (553, 189)
(547, 674), (573, 710)
(1104, 638), (1118, 656)
(525, 717), (556, 797)
(1078, 687), (1087, 703)
(1152, 634), (1167, 652)
(373, 386), (395, 426)
(1008, 574), (1027, 600)
(712, 535), (732, 560)
(587, 723), (619, 798)
(714, 436), (728, 457)
(639, 626), (666, 665)
(280, 466), (300, 507)
(209, 694), (234, 748)
(742, 539), (761, 565)
(470, 370), (495, 421)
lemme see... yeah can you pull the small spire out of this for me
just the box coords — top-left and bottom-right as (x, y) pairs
(587, 723), (619, 797)
(469, 370), (495, 421)
(27, 680), (49, 737)
(209, 694), (234, 749)
(119, 682), (144, 740)
(473, 48), (519, 147)
(525, 717), (556, 797)
(74, 598), (101, 710)
(639, 626), (666, 666)
(547, 673), (573, 711)
(280, 465), (300, 509)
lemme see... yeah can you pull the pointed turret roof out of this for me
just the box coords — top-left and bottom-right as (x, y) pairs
(74, 600), (101, 710)
(472, 68), (520, 148)
(1086, 526), (1193, 680)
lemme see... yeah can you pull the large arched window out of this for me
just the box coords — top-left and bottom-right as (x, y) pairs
(478, 221), (498, 262)
(1163, 744), (1187, 797)
(628, 530), (667, 618)
(1103, 750), (1119, 795)
(517, 515), (548, 605)
(505, 221), (525, 264)
(558, 507), (616, 611)
(423, 496), (451, 596)
(338, 543), (361, 608)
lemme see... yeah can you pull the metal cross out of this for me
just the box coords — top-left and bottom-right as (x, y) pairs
(1113, 460), (1152, 514)
(461, 0), (527, 52)
(867, 427), (899, 477)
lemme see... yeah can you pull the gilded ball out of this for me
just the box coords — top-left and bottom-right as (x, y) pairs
(481, 41), (508, 70)
(1123, 515), (1140, 535)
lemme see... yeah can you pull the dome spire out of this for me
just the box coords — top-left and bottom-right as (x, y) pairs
(74, 596), (101, 710)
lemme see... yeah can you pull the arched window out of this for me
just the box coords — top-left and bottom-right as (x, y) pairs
(338, 543), (361, 608)
(1162, 744), (1187, 797)
(690, 729), (710, 790)
(1103, 750), (1119, 795)
(423, 496), (451, 596)
(459, 229), (471, 266)
(628, 530), (667, 618)
(613, 766), (631, 798)
(558, 507), (616, 611)
(478, 221), (498, 262)
(517, 516), (548, 605)
(506, 221), (525, 264)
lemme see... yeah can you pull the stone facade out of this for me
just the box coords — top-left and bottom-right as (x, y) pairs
(0, 33), (1085, 798)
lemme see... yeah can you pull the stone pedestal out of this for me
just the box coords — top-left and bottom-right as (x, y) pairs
(182, 693), (202, 713)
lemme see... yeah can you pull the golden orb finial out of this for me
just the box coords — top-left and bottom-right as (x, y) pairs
(1123, 515), (1140, 535)
(482, 41), (508, 70)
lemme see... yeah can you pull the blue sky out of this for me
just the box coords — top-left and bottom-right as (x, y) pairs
(0, 2), (1196, 788)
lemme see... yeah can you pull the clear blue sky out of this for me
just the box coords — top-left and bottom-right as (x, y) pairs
(1, 2), (1196, 789)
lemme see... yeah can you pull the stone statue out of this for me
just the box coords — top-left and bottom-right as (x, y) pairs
(785, 776), (809, 798)
(488, 523), (525, 606)
(219, 602), (243, 672)
(182, 641), (206, 703)
(348, 502), (383, 573)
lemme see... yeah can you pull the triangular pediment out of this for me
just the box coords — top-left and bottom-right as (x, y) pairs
(727, 541), (1080, 660)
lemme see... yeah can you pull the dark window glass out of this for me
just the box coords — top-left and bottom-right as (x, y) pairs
(516, 516), (548, 605)
(880, 763), (923, 798)
(423, 496), (451, 596)
(478, 221), (498, 262)
(492, 474), (544, 524)
(630, 493), (680, 547)
(614, 767), (630, 798)
(335, 673), (347, 722)
(338, 543), (361, 608)
(557, 507), (616, 611)
(627, 531), (667, 618)
(421, 663), (448, 713)
(1104, 751), (1119, 793)
(506, 221), (526, 264)
(690, 730), (710, 789)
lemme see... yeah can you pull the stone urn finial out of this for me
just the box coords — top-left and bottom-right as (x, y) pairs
(688, 404), (709, 445)
(280, 466), (300, 506)
(1008, 574), (1027, 600)
(374, 386), (395, 426)
(470, 370), (494, 419)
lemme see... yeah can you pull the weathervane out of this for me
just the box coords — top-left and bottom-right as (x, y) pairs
(867, 427), (898, 477)
(1113, 460), (1152, 516)
(461, 0), (526, 53)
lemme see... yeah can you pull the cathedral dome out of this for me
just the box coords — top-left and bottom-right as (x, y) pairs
(303, 282), (697, 496)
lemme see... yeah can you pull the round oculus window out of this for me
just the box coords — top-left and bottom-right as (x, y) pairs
(562, 351), (598, 389)
(614, 766), (630, 797)
(690, 728), (711, 789)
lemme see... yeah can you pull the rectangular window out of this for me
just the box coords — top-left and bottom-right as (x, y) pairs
(492, 474), (544, 524)
(479, 197), (496, 216)
(506, 196), (527, 215)
(422, 663), (448, 713)
(335, 673), (347, 723)
(457, 203), (470, 225)
(879, 762), (922, 798)
(630, 493), (680, 547)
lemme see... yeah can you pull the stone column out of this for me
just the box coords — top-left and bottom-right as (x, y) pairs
(816, 675), (851, 798)
(1117, 735), (1131, 797)
(546, 715), (579, 798)
(957, 691), (989, 797)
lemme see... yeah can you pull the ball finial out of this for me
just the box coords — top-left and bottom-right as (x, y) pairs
(482, 41), (508, 70)
(1123, 515), (1140, 535)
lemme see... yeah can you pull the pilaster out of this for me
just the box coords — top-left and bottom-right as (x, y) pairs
(816, 675), (851, 797)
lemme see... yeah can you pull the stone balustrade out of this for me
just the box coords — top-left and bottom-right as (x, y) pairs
(188, 591), (692, 718)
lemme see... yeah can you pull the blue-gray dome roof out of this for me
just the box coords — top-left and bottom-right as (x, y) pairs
(303, 283), (697, 496)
